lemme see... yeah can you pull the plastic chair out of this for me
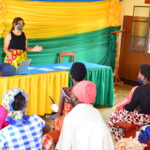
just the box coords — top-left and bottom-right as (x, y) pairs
(58, 52), (75, 63)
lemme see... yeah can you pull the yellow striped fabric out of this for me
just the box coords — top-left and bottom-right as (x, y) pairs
(1, 0), (122, 38)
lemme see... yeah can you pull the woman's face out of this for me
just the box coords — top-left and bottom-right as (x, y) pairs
(14, 20), (25, 30)
(138, 72), (145, 82)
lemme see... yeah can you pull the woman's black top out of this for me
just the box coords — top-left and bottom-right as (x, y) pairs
(124, 84), (150, 114)
(8, 32), (26, 51)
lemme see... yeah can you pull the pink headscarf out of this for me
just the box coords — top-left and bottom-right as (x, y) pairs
(72, 80), (96, 104)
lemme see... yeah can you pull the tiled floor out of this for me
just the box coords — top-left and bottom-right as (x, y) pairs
(98, 84), (133, 144)
(99, 84), (132, 124)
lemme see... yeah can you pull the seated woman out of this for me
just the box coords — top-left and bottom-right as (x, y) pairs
(52, 62), (87, 130)
(0, 88), (45, 149)
(108, 64), (150, 141)
(42, 62), (87, 149)
(56, 81), (114, 150)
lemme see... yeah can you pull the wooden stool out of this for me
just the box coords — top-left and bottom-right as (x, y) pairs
(115, 122), (140, 138)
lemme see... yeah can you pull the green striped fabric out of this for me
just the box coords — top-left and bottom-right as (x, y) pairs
(0, 26), (120, 70)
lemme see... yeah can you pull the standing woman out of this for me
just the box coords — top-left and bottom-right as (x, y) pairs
(4, 17), (42, 67)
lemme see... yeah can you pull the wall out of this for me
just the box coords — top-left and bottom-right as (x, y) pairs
(119, 0), (150, 81)
(122, 0), (150, 16)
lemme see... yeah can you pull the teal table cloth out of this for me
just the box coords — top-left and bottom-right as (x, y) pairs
(21, 62), (114, 107)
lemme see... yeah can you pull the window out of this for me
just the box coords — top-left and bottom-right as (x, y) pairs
(131, 6), (150, 53)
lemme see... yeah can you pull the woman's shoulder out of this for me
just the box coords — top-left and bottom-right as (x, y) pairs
(62, 87), (78, 103)
(62, 87), (73, 93)
(29, 115), (45, 127)
(5, 32), (11, 39)
(138, 84), (150, 90)
(62, 87), (74, 98)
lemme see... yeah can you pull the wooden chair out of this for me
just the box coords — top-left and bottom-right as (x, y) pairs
(58, 52), (75, 63)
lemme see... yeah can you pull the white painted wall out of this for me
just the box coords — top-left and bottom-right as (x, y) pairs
(122, 0), (150, 17)
(119, 0), (150, 43)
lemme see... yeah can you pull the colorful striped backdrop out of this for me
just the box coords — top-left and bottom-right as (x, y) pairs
(0, 0), (122, 69)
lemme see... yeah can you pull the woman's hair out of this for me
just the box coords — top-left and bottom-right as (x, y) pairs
(10, 17), (25, 32)
(70, 62), (87, 82)
(11, 92), (26, 111)
(140, 64), (150, 81)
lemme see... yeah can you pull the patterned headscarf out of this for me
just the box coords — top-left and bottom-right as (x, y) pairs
(2, 88), (29, 124)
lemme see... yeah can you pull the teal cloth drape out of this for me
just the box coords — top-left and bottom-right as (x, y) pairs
(0, 26), (120, 70)
(69, 67), (114, 107)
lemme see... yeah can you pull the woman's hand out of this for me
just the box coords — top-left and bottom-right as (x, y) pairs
(32, 45), (43, 52)
(7, 52), (12, 58)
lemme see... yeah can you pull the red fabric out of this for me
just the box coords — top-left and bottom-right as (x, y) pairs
(114, 86), (138, 110)
(144, 141), (150, 150)
(114, 122), (139, 138)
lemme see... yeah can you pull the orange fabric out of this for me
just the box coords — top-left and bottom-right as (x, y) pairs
(115, 138), (147, 150)
(42, 130), (60, 150)
(48, 130), (60, 144)
(54, 103), (73, 130)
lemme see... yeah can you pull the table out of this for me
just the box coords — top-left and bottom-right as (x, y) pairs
(0, 62), (114, 115)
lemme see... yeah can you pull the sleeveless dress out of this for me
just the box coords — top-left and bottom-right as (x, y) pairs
(4, 32), (27, 67)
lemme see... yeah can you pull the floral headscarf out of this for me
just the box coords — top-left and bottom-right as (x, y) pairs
(115, 137), (146, 150)
(2, 88), (29, 125)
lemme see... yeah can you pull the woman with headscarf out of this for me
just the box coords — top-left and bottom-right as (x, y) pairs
(0, 88), (45, 149)
(56, 80), (114, 150)
(108, 64), (150, 141)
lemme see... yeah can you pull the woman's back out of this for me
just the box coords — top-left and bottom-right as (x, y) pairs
(56, 104), (114, 150)
(125, 84), (150, 114)
(0, 115), (45, 150)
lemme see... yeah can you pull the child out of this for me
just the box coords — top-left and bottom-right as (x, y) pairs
(0, 88), (45, 149)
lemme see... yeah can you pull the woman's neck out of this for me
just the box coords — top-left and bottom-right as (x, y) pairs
(143, 80), (150, 85)
(73, 81), (78, 86)
(12, 29), (22, 36)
